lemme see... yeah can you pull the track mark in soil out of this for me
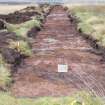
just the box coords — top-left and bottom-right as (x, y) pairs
(11, 6), (105, 97)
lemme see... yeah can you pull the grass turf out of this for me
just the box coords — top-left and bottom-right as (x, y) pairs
(67, 5), (105, 47)
(0, 54), (11, 88)
(0, 91), (104, 105)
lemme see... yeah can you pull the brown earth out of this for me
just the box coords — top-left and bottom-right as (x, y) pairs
(0, 5), (50, 66)
(0, 5), (50, 29)
(0, 11), (35, 29)
(11, 5), (105, 97)
(0, 30), (22, 65)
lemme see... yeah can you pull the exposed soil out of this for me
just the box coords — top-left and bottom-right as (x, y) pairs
(0, 12), (34, 29)
(0, 31), (22, 64)
(0, 5), (49, 30)
(0, 5), (50, 67)
(9, 5), (105, 97)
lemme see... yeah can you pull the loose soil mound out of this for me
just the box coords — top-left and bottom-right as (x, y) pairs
(0, 5), (48, 29)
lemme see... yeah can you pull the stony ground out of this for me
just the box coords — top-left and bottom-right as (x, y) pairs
(11, 5), (105, 97)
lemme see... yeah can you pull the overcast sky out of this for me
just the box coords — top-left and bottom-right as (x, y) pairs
(0, 0), (32, 1)
(0, 0), (105, 3)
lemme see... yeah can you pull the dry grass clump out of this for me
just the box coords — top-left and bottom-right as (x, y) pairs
(0, 54), (11, 87)
(67, 5), (105, 48)
(0, 91), (104, 105)
(1, 17), (41, 57)
(9, 40), (32, 56)
(5, 19), (41, 38)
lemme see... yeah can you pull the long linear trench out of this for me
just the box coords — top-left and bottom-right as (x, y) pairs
(11, 6), (105, 97)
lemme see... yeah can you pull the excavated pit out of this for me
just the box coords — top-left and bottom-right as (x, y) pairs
(11, 5), (105, 97)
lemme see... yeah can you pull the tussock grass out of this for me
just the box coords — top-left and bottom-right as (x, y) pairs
(0, 91), (104, 105)
(0, 54), (5, 65)
(68, 5), (105, 48)
(0, 54), (11, 87)
(3, 18), (41, 57)
(9, 40), (32, 56)
(0, 5), (50, 58)
(5, 19), (41, 38)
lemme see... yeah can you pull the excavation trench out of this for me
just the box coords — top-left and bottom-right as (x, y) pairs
(11, 5), (105, 97)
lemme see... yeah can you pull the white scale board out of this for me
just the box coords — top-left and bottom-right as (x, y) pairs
(58, 64), (68, 72)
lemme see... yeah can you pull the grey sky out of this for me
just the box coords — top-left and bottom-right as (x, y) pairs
(0, 0), (32, 1)
(0, 0), (105, 3)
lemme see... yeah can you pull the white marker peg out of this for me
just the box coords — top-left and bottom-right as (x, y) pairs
(58, 64), (68, 72)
